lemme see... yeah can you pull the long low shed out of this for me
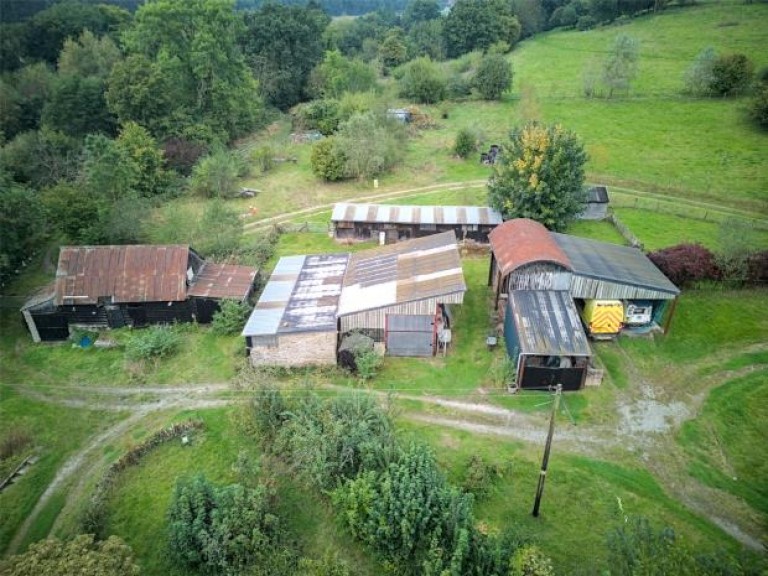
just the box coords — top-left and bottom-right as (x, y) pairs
(504, 290), (592, 391)
(331, 202), (503, 244)
(21, 245), (257, 342)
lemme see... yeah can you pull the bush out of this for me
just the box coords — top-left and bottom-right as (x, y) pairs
(310, 137), (346, 181)
(125, 325), (182, 362)
(251, 145), (274, 173)
(473, 53), (513, 100)
(577, 15), (596, 30)
(749, 84), (768, 129)
(211, 299), (251, 335)
(167, 474), (281, 574)
(293, 99), (341, 135)
(0, 427), (32, 460)
(709, 53), (754, 97)
(354, 347), (383, 381)
(398, 57), (446, 104)
(454, 128), (477, 158)
(462, 454), (505, 498)
(647, 243), (720, 288)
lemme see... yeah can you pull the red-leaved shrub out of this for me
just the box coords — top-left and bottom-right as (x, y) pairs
(647, 243), (720, 288)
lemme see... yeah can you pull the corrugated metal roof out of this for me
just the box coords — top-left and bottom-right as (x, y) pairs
(331, 203), (503, 226)
(242, 254), (349, 337)
(338, 231), (466, 316)
(586, 186), (609, 203)
(489, 219), (572, 277)
(508, 291), (591, 357)
(187, 263), (257, 300)
(54, 245), (190, 305)
(552, 233), (680, 296)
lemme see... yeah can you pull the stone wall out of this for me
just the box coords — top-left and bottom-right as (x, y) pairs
(248, 331), (337, 367)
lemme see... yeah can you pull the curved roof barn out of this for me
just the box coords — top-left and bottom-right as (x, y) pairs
(488, 219), (572, 276)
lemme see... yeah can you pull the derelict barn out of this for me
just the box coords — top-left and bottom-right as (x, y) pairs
(504, 291), (592, 391)
(242, 231), (467, 365)
(337, 231), (466, 357)
(489, 219), (680, 330)
(580, 186), (610, 220)
(489, 219), (680, 389)
(331, 203), (503, 244)
(21, 245), (257, 342)
(242, 254), (348, 367)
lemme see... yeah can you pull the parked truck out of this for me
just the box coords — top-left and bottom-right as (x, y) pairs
(580, 299), (624, 339)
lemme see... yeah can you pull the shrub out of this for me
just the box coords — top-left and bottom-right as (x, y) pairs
(398, 57), (447, 104)
(167, 474), (281, 574)
(749, 84), (768, 129)
(354, 347), (383, 381)
(473, 53), (513, 100)
(293, 99), (341, 135)
(682, 47), (717, 96)
(709, 53), (754, 97)
(577, 15), (596, 30)
(125, 325), (182, 362)
(251, 145), (274, 173)
(211, 299), (251, 335)
(647, 243), (720, 288)
(310, 137), (346, 181)
(454, 128), (477, 158)
(462, 454), (505, 498)
(446, 73), (473, 99)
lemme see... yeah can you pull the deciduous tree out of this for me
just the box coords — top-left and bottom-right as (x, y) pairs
(601, 33), (639, 98)
(488, 122), (587, 231)
(473, 53), (513, 100)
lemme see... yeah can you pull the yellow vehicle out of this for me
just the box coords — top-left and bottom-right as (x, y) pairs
(580, 299), (624, 339)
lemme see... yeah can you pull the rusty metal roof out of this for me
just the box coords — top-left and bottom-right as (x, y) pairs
(331, 203), (503, 226)
(187, 263), (257, 300)
(242, 254), (349, 336)
(338, 231), (466, 316)
(508, 291), (591, 357)
(54, 245), (190, 305)
(489, 219), (572, 277)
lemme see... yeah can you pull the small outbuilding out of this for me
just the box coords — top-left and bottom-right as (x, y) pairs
(242, 253), (348, 367)
(580, 186), (610, 220)
(337, 231), (466, 356)
(331, 202), (503, 244)
(504, 290), (592, 391)
(21, 245), (257, 342)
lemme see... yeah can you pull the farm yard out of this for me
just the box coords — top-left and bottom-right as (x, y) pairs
(1, 0), (767, 574)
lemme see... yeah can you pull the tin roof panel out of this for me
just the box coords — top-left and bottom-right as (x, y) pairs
(509, 291), (591, 356)
(330, 203), (502, 226)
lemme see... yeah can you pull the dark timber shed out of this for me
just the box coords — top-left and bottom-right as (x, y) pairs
(21, 245), (257, 342)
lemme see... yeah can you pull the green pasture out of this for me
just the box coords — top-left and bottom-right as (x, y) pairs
(678, 370), (768, 518)
(0, 388), (125, 554)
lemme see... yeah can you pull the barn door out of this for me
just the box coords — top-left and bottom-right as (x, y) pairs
(385, 314), (435, 357)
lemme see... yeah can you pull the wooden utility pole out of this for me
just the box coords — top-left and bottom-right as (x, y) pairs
(532, 383), (562, 517)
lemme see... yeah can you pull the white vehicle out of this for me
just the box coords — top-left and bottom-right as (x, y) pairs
(623, 300), (653, 326)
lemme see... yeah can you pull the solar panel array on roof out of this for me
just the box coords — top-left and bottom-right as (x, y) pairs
(331, 203), (503, 226)
(551, 233), (679, 295)
(509, 291), (591, 357)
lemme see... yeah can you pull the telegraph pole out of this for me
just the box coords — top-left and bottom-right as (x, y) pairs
(532, 383), (562, 517)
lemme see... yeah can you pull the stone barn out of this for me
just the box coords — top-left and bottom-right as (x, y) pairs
(242, 254), (349, 367)
(21, 245), (257, 342)
(331, 202), (502, 244)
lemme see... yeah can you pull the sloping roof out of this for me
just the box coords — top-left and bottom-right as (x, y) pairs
(187, 263), (257, 300)
(54, 245), (189, 305)
(489, 219), (571, 277)
(508, 291), (591, 357)
(331, 203), (503, 226)
(338, 231), (466, 316)
(586, 186), (609, 203)
(552, 233), (680, 295)
(242, 254), (348, 337)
